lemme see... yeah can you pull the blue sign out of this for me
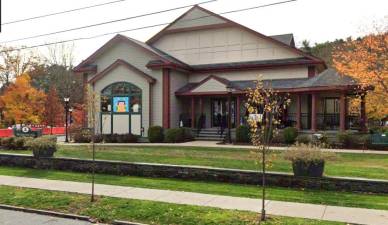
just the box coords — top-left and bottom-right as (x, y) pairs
(113, 97), (129, 112)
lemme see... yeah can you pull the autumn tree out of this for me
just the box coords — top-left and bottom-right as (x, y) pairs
(44, 87), (64, 130)
(30, 43), (84, 104)
(0, 74), (46, 125)
(333, 31), (388, 119)
(0, 47), (41, 86)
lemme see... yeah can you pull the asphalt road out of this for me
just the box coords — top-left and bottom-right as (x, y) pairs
(0, 208), (92, 225)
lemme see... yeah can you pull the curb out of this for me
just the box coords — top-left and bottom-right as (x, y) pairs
(0, 204), (91, 222)
(113, 220), (148, 225)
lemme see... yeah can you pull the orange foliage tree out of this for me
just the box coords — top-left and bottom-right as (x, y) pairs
(0, 74), (46, 125)
(333, 32), (388, 119)
(44, 87), (64, 128)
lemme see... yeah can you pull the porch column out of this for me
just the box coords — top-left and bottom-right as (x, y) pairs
(296, 94), (302, 130)
(360, 95), (367, 132)
(191, 97), (196, 129)
(339, 92), (346, 132)
(236, 96), (241, 126)
(311, 93), (317, 132)
(199, 97), (203, 115)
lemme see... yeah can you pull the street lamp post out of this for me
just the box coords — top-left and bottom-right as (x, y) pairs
(226, 85), (233, 144)
(64, 97), (70, 143)
(69, 108), (73, 142)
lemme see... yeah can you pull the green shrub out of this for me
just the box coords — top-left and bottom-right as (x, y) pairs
(0, 137), (35, 150)
(165, 128), (185, 143)
(73, 131), (91, 143)
(336, 132), (366, 148)
(102, 133), (137, 143)
(93, 134), (104, 143)
(272, 131), (285, 144)
(296, 134), (311, 144)
(41, 135), (58, 142)
(27, 137), (57, 158)
(116, 134), (138, 143)
(103, 134), (118, 143)
(1, 137), (15, 149)
(148, 126), (164, 143)
(236, 125), (250, 143)
(283, 127), (298, 144)
(181, 127), (193, 141)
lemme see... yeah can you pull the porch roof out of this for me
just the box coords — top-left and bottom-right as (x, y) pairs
(176, 68), (363, 96)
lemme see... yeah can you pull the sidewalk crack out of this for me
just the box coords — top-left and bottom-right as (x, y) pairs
(321, 205), (328, 220)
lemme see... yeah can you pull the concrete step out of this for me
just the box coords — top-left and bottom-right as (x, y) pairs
(199, 131), (226, 135)
(197, 134), (225, 139)
(194, 136), (225, 141)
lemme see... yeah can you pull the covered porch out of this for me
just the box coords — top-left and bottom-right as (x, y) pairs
(177, 92), (367, 133)
(175, 69), (370, 133)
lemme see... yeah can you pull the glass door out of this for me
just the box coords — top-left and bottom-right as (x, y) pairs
(211, 98), (236, 128)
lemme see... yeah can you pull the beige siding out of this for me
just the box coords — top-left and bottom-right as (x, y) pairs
(191, 78), (226, 92)
(167, 7), (227, 30)
(93, 65), (150, 136)
(189, 66), (309, 83)
(87, 40), (164, 133)
(153, 27), (301, 65)
(170, 70), (189, 128)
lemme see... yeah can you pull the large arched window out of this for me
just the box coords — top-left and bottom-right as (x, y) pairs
(100, 82), (142, 135)
(101, 82), (142, 114)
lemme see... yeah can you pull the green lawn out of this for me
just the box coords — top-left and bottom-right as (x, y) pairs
(0, 166), (387, 210)
(0, 185), (344, 224)
(5, 145), (387, 180)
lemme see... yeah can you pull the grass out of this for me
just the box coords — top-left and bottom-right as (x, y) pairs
(0, 166), (387, 210)
(5, 145), (387, 180)
(0, 185), (345, 224)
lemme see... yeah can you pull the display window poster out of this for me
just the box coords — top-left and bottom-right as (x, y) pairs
(113, 97), (129, 112)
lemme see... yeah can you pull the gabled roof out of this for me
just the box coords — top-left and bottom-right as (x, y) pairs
(147, 5), (325, 64)
(176, 75), (239, 94)
(176, 69), (365, 95)
(269, 33), (295, 47)
(88, 59), (156, 84)
(73, 34), (188, 73)
(189, 57), (320, 72)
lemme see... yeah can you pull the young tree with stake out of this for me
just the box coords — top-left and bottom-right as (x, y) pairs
(245, 77), (291, 221)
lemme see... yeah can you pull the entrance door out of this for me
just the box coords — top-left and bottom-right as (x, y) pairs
(211, 98), (236, 128)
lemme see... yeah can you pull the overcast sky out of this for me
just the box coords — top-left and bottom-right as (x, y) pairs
(1, 0), (387, 64)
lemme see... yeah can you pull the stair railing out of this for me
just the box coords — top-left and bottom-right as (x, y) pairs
(196, 114), (205, 136)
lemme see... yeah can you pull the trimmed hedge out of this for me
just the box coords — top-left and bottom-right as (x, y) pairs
(283, 127), (298, 144)
(236, 125), (250, 143)
(181, 127), (193, 141)
(72, 128), (137, 143)
(101, 134), (138, 143)
(296, 134), (311, 144)
(0, 137), (34, 150)
(164, 128), (185, 143)
(148, 126), (164, 143)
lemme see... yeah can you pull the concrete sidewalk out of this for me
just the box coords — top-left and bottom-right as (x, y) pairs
(60, 140), (388, 155)
(0, 175), (387, 225)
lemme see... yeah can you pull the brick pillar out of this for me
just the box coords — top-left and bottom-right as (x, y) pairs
(191, 97), (196, 129)
(236, 96), (241, 126)
(296, 94), (302, 130)
(339, 92), (346, 132)
(199, 97), (203, 115)
(311, 93), (317, 132)
(162, 68), (170, 129)
(360, 95), (367, 132)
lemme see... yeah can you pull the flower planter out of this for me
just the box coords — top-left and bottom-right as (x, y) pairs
(33, 148), (56, 158)
(292, 160), (325, 177)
